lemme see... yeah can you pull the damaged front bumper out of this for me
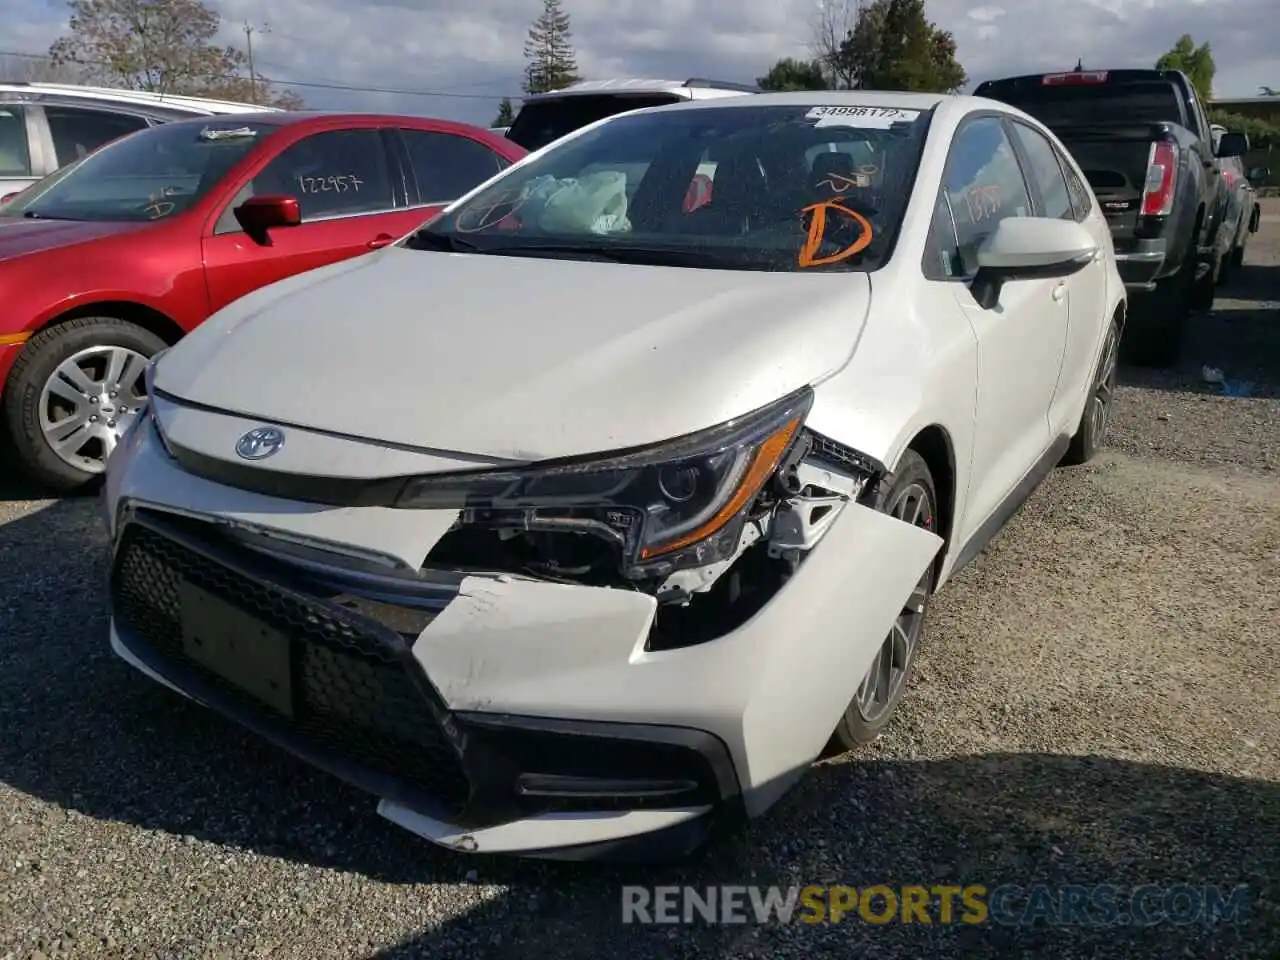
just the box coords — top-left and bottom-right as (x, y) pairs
(103, 420), (942, 860)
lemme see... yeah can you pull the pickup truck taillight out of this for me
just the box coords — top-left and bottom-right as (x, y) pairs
(1140, 140), (1178, 216)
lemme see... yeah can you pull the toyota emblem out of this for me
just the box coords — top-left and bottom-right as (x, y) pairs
(235, 426), (286, 460)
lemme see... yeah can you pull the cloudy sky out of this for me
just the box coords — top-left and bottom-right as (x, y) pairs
(5, 0), (1276, 125)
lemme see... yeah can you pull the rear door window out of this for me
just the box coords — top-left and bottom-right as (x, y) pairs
(399, 129), (508, 202)
(46, 106), (150, 166)
(1008, 121), (1073, 219)
(0, 105), (32, 177)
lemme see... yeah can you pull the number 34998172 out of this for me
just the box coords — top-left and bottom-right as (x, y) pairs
(297, 174), (364, 194)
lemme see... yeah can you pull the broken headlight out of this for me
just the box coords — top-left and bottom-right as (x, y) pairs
(395, 388), (813, 577)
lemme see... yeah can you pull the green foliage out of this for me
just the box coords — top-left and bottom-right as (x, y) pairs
(48, 0), (303, 107)
(757, 58), (830, 92)
(1155, 34), (1214, 102)
(1209, 110), (1279, 148)
(492, 97), (516, 127)
(834, 0), (966, 94)
(522, 0), (579, 95)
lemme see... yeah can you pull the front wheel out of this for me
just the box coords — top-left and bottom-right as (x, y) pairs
(829, 450), (937, 751)
(2, 317), (166, 492)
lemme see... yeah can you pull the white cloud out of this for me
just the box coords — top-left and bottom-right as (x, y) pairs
(8, 0), (1276, 127)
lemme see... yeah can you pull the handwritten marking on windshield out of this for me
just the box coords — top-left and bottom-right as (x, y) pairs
(297, 175), (363, 194)
(798, 199), (873, 268)
(455, 186), (528, 233)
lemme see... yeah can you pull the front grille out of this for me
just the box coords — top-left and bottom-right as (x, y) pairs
(110, 520), (471, 816)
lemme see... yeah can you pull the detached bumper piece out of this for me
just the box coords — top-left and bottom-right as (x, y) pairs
(108, 510), (737, 831)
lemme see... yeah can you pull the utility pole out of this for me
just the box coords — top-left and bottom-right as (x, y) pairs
(243, 22), (270, 103)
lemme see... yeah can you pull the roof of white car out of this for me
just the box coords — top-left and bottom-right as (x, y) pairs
(0, 81), (279, 114)
(522, 78), (760, 101)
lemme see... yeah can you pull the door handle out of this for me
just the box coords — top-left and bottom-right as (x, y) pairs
(367, 233), (395, 249)
(1051, 283), (1067, 302)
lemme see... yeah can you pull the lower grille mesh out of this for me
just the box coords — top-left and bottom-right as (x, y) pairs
(110, 521), (471, 815)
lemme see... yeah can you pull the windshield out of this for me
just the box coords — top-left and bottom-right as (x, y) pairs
(411, 103), (931, 273)
(991, 83), (1183, 128)
(0, 120), (276, 222)
(506, 93), (686, 151)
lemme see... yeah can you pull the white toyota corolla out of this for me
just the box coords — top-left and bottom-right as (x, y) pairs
(102, 91), (1125, 861)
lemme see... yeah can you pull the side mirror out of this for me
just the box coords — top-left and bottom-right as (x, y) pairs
(1248, 166), (1270, 181)
(233, 194), (301, 244)
(971, 217), (1097, 310)
(1215, 132), (1249, 159)
(0, 192), (18, 205)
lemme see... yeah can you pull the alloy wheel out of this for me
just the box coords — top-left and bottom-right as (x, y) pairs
(854, 481), (934, 723)
(38, 345), (150, 474)
(1088, 325), (1120, 444)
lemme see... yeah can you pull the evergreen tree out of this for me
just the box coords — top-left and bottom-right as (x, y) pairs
(522, 0), (580, 95)
(834, 0), (966, 94)
(492, 97), (516, 127)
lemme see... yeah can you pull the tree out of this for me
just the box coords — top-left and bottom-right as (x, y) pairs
(1155, 34), (1214, 102)
(810, 0), (858, 88)
(522, 0), (579, 95)
(1210, 109), (1278, 148)
(47, 0), (303, 108)
(757, 58), (830, 92)
(834, 0), (966, 93)
(492, 97), (516, 127)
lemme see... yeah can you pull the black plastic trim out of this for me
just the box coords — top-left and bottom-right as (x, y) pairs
(949, 432), (1070, 576)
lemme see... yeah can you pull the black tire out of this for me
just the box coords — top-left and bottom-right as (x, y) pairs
(1060, 315), (1120, 467)
(2, 317), (167, 492)
(1230, 244), (1245, 269)
(829, 450), (938, 751)
(1119, 270), (1188, 368)
(1189, 255), (1216, 311)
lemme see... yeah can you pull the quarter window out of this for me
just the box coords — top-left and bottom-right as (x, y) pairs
(940, 116), (1033, 276)
(251, 129), (395, 221)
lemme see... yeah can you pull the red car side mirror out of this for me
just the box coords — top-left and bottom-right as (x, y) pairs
(0, 192), (19, 205)
(233, 195), (301, 244)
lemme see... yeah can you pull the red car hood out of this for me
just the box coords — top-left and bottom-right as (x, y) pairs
(0, 216), (149, 261)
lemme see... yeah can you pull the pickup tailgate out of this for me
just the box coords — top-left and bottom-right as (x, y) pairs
(1050, 122), (1170, 246)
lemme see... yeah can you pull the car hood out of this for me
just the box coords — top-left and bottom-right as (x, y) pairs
(0, 216), (149, 261)
(156, 247), (871, 462)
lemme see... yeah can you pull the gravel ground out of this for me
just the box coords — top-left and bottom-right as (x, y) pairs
(2, 205), (1278, 960)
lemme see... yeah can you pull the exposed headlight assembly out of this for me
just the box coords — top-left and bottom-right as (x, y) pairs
(396, 388), (813, 578)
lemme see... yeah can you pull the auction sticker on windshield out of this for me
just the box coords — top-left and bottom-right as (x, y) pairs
(806, 106), (921, 129)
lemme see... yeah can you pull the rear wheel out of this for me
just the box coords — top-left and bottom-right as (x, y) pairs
(1061, 316), (1120, 466)
(1120, 269), (1189, 368)
(829, 450), (937, 750)
(2, 317), (165, 492)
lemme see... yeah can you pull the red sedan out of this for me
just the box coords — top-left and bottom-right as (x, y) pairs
(0, 111), (525, 490)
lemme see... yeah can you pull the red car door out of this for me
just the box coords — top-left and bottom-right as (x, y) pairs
(201, 125), (430, 314)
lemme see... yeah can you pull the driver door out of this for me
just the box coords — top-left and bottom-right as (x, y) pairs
(940, 116), (1070, 543)
(201, 126), (425, 314)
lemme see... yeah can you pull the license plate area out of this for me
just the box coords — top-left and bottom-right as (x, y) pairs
(180, 581), (294, 717)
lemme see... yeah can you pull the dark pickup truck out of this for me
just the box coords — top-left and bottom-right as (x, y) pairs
(974, 68), (1249, 366)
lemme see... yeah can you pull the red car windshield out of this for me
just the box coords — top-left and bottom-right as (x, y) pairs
(1, 120), (276, 223)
